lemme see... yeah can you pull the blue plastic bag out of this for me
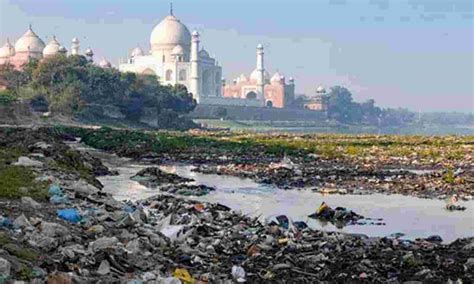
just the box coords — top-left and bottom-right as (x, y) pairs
(57, 208), (81, 223)
(48, 185), (63, 196)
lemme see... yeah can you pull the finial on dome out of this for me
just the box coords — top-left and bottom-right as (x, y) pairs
(170, 3), (173, 16)
(29, 23), (32, 30)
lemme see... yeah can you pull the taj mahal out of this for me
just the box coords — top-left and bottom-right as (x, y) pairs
(119, 6), (296, 108)
(0, 6), (327, 110)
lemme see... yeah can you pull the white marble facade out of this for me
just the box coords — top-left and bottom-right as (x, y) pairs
(119, 10), (222, 104)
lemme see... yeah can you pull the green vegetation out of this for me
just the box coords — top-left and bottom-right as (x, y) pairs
(0, 55), (197, 129)
(0, 90), (16, 105)
(56, 126), (473, 163)
(0, 166), (49, 200)
(3, 243), (39, 262)
(0, 148), (49, 200)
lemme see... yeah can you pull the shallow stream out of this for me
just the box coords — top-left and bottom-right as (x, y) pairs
(74, 144), (474, 243)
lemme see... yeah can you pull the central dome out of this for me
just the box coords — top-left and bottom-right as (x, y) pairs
(150, 15), (191, 50)
(15, 27), (45, 54)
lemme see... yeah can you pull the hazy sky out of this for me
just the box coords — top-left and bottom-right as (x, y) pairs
(1, 0), (473, 112)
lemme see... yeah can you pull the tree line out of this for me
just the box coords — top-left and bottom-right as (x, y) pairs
(0, 55), (196, 129)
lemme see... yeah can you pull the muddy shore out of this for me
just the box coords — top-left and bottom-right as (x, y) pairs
(0, 127), (473, 282)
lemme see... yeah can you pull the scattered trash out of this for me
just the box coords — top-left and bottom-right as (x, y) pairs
(231, 265), (246, 283)
(173, 268), (195, 284)
(57, 208), (82, 223)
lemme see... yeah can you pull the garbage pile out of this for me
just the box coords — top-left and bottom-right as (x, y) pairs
(0, 127), (473, 282)
(1, 183), (473, 283)
(131, 167), (194, 187)
(308, 202), (385, 228)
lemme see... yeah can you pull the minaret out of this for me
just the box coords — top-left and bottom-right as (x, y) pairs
(71, 38), (80, 55)
(256, 44), (265, 106)
(85, 48), (94, 62)
(190, 30), (201, 102)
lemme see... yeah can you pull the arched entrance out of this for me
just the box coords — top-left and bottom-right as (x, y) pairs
(246, 91), (257, 100)
(266, 100), (273, 108)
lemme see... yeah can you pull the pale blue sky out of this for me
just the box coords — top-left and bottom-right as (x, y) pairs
(1, 0), (473, 112)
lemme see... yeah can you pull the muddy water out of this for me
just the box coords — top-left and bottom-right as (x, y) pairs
(74, 144), (473, 243)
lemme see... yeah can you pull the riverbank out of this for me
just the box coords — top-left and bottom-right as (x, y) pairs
(62, 126), (474, 200)
(0, 126), (473, 282)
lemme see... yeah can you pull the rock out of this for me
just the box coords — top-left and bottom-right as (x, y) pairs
(29, 234), (59, 251)
(465, 258), (474, 271)
(21, 197), (42, 209)
(142, 272), (156, 281)
(69, 180), (100, 197)
(13, 214), (31, 228)
(126, 239), (141, 254)
(14, 156), (43, 167)
(97, 260), (111, 275)
(462, 240), (474, 251)
(86, 225), (105, 235)
(425, 235), (443, 243)
(89, 237), (119, 252)
(47, 272), (72, 284)
(40, 222), (68, 238)
(415, 268), (431, 277)
(0, 257), (11, 277)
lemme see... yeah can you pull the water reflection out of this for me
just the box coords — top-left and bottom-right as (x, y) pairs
(97, 163), (473, 243)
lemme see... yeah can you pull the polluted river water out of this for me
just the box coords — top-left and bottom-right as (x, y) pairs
(74, 144), (474, 243)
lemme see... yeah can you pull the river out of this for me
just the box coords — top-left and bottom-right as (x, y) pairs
(72, 143), (473, 243)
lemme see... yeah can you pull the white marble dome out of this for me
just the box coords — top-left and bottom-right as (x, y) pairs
(58, 46), (67, 54)
(14, 27), (45, 54)
(131, 46), (144, 57)
(99, 58), (112, 68)
(317, 85), (326, 93)
(84, 48), (94, 56)
(43, 36), (61, 57)
(0, 40), (15, 58)
(150, 15), (191, 50)
(270, 72), (284, 83)
(250, 68), (270, 82)
(172, 44), (184, 55)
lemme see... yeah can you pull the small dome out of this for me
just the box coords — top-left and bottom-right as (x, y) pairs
(316, 85), (326, 93)
(43, 36), (61, 57)
(150, 15), (191, 51)
(99, 58), (112, 68)
(250, 68), (270, 82)
(84, 48), (94, 56)
(288, 77), (295, 83)
(0, 39), (15, 59)
(238, 73), (248, 83)
(58, 46), (67, 54)
(192, 30), (199, 37)
(257, 43), (263, 50)
(199, 48), (209, 58)
(171, 44), (184, 55)
(72, 37), (80, 44)
(271, 72), (284, 83)
(131, 46), (144, 57)
(14, 26), (45, 54)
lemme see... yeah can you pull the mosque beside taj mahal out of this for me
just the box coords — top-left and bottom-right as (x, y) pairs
(0, 6), (328, 111)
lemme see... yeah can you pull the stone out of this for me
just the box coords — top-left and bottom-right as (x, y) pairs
(0, 257), (11, 277)
(89, 236), (119, 252)
(126, 238), (141, 254)
(97, 260), (111, 275)
(14, 156), (43, 167)
(465, 258), (474, 271)
(40, 222), (68, 238)
(13, 214), (31, 228)
(21, 197), (42, 209)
